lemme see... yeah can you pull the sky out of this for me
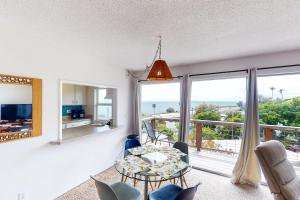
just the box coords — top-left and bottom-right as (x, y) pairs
(141, 74), (300, 102)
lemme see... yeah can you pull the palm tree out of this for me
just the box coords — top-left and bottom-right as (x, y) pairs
(152, 103), (156, 116)
(279, 89), (284, 100)
(270, 87), (276, 99)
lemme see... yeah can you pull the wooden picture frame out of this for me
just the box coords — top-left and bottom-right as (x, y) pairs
(0, 74), (42, 143)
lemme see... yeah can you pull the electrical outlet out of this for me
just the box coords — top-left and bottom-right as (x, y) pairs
(18, 192), (26, 200)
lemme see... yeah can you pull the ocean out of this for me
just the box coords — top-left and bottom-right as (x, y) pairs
(141, 101), (238, 115)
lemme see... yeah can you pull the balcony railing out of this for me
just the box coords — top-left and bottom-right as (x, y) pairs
(142, 116), (300, 164)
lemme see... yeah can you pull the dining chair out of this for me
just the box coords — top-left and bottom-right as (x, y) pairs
(156, 141), (190, 189)
(173, 141), (189, 187)
(148, 183), (201, 200)
(90, 176), (142, 200)
(124, 138), (141, 157)
(143, 121), (170, 145)
(122, 138), (141, 184)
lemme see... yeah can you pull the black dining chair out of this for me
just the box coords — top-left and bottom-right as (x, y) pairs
(156, 141), (190, 189)
(148, 183), (201, 200)
(173, 141), (189, 188)
(143, 121), (170, 145)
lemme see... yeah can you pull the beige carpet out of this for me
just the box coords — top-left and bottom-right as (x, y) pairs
(56, 167), (273, 200)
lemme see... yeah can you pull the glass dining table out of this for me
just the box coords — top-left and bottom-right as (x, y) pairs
(115, 145), (191, 200)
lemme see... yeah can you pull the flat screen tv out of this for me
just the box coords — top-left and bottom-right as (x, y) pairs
(1, 104), (32, 121)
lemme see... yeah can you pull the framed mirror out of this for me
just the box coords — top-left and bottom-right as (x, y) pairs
(0, 74), (42, 143)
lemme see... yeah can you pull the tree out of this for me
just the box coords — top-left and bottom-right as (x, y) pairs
(278, 89), (284, 100)
(193, 111), (221, 121)
(193, 103), (221, 130)
(236, 101), (244, 110)
(258, 96), (300, 126)
(152, 103), (156, 115)
(270, 86), (276, 99)
(166, 107), (175, 113)
(193, 103), (221, 120)
(218, 111), (244, 139)
(194, 103), (219, 114)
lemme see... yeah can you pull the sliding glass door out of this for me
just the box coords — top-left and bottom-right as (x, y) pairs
(257, 73), (300, 175)
(138, 71), (300, 177)
(189, 77), (246, 175)
(140, 82), (181, 144)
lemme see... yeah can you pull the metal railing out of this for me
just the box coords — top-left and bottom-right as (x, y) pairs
(142, 116), (300, 164)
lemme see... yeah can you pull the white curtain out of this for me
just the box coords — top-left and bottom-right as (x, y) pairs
(132, 79), (141, 138)
(231, 68), (261, 186)
(179, 74), (191, 142)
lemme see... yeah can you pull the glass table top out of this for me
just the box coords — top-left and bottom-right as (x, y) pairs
(115, 145), (190, 182)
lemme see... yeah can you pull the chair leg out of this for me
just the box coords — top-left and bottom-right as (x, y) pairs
(157, 180), (163, 189)
(182, 176), (188, 188)
(121, 174), (124, 182)
(170, 178), (176, 184)
(133, 174), (137, 187)
(124, 176), (128, 183)
(148, 178), (154, 191)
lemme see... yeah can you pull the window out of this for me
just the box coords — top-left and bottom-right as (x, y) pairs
(257, 74), (300, 168)
(96, 88), (115, 121)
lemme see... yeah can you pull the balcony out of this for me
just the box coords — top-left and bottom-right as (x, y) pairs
(141, 116), (300, 177)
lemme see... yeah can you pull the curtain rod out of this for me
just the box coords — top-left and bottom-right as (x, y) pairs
(138, 76), (182, 82)
(138, 63), (300, 82)
(189, 63), (300, 77)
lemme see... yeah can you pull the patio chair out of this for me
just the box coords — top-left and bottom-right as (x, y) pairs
(143, 121), (171, 145)
(255, 140), (300, 200)
(148, 182), (201, 200)
(90, 176), (141, 200)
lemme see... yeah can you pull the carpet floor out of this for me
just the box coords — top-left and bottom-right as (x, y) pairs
(56, 167), (273, 200)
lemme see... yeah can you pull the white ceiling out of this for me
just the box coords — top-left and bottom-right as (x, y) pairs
(1, 0), (300, 70)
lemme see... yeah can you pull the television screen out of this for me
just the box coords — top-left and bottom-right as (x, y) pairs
(1, 104), (32, 121)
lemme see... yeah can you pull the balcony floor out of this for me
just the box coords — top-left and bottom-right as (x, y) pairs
(190, 148), (238, 176)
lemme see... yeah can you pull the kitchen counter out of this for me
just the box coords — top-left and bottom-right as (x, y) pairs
(62, 125), (111, 140)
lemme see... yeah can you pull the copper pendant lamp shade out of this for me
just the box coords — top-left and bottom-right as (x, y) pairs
(147, 59), (173, 80)
(146, 37), (173, 81)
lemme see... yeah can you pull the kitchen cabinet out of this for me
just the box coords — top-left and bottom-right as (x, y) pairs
(62, 84), (87, 105)
(62, 119), (92, 129)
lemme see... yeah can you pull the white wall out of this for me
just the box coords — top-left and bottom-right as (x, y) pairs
(171, 49), (300, 78)
(0, 21), (131, 200)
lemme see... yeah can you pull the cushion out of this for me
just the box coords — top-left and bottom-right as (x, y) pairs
(111, 182), (142, 200)
(273, 160), (296, 185)
(148, 184), (183, 200)
(256, 140), (287, 166)
(281, 176), (300, 200)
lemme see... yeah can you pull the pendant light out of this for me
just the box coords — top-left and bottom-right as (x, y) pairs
(147, 37), (173, 81)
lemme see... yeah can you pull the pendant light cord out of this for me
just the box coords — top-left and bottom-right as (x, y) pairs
(128, 36), (162, 79)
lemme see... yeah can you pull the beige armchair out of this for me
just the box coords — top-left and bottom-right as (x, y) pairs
(255, 140), (300, 200)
